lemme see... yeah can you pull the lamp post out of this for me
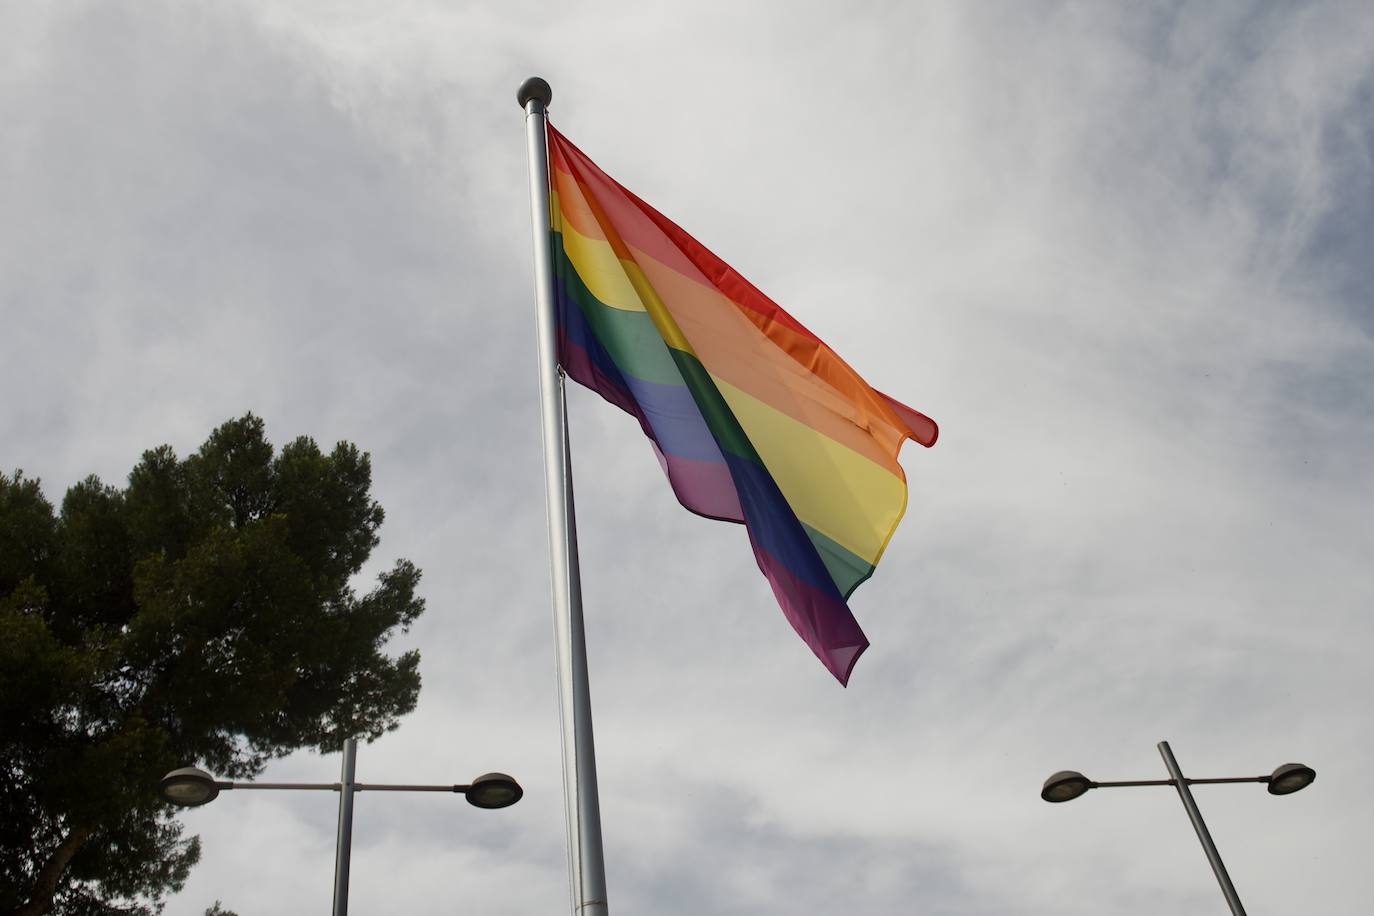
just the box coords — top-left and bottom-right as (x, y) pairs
(1041, 740), (1314, 916)
(160, 737), (522, 916)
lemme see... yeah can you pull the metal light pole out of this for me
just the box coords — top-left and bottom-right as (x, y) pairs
(160, 737), (523, 916)
(1041, 739), (1315, 916)
(333, 737), (358, 916)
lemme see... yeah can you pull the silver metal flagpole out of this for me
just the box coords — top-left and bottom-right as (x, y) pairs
(518, 76), (611, 916)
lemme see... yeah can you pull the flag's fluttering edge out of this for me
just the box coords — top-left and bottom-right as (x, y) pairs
(548, 125), (938, 685)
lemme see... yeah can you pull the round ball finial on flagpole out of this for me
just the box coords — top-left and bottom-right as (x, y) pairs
(518, 77), (553, 109)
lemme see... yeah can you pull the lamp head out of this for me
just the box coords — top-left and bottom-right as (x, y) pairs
(160, 767), (222, 807)
(465, 772), (523, 809)
(1267, 763), (1316, 796)
(1041, 770), (1094, 803)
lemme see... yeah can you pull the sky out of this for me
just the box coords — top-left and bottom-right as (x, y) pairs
(3, 1), (1372, 913)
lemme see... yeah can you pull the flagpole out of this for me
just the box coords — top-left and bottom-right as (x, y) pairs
(519, 76), (610, 916)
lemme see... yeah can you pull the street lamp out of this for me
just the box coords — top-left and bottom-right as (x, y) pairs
(160, 766), (224, 807)
(160, 738), (521, 916)
(1041, 740), (1314, 916)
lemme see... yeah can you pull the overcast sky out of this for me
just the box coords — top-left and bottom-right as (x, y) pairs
(4, 1), (1372, 914)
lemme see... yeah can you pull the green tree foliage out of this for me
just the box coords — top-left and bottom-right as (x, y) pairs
(0, 416), (424, 916)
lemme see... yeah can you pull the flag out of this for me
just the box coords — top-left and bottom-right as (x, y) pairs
(547, 124), (938, 685)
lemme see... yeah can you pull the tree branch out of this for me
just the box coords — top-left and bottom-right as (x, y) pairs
(8, 824), (94, 916)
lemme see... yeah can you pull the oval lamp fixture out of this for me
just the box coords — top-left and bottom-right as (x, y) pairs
(466, 772), (524, 809)
(1042, 770), (1094, 803)
(1267, 763), (1316, 796)
(160, 767), (222, 807)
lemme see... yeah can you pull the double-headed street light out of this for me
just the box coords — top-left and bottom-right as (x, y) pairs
(160, 738), (521, 916)
(1042, 740), (1315, 916)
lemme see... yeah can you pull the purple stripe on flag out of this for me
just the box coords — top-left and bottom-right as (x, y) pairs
(649, 442), (744, 522)
(753, 541), (870, 686)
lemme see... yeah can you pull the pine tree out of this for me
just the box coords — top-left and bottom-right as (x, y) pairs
(1, 415), (424, 915)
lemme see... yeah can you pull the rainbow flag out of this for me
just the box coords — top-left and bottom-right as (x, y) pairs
(548, 125), (938, 685)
